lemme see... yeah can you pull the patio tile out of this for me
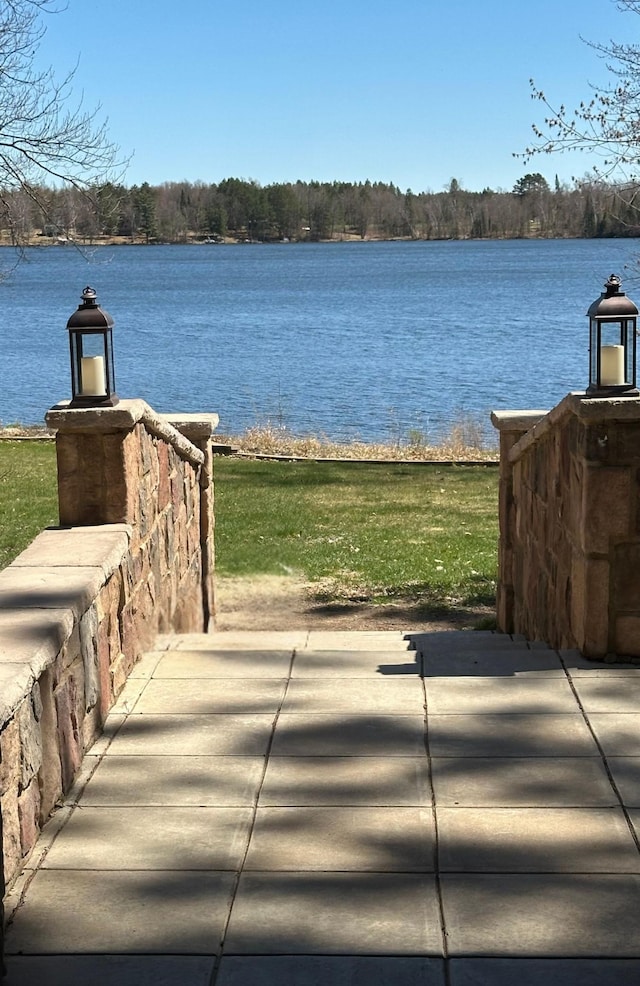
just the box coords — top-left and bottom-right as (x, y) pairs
(41, 806), (253, 870)
(428, 714), (599, 757)
(245, 806), (435, 871)
(4, 870), (236, 954)
(431, 757), (617, 807)
(571, 677), (640, 714)
(152, 648), (294, 677)
(105, 713), (275, 756)
(409, 631), (523, 654)
(271, 714), (427, 757)
(437, 807), (640, 872)
(424, 677), (579, 715)
(79, 755), (265, 806)
(422, 650), (564, 677)
(282, 679), (424, 714)
(588, 715), (640, 756)
(305, 630), (409, 651)
(449, 958), (640, 985)
(216, 956), (445, 986)
(441, 874), (640, 956)
(260, 756), (431, 806)
(132, 678), (287, 713)
(173, 631), (304, 650)
(3, 956), (216, 986)
(291, 649), (421, 677)
(608, 758), (640, 807)
(225, 872), (442, 954)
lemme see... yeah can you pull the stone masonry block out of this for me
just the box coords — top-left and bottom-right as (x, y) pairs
(571, 556), (611, 658)
(54, 672), (83, 793)
(613, 420), (640, 463)
(2, 789), (21, 888)
(584, 423), (613, 464)
(581, 466), (631, 554)
(17, 683), (43, 790)
(0, 718), (20, 797)
(158, 440), (171, 511)
(37, 668), (63, 823)
(612, 542), (640, 612)
(634, 467), (640, 537)
(96, 615), (114, 716)
(615, 615), (640, 658)
(79, 605), (100, 714)
(18, 777), (41, 858)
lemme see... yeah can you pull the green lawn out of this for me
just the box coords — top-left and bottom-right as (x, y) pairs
(0, 441), (58, 570)
(0, 442), (499, 614)
(214, 457), (498, 610)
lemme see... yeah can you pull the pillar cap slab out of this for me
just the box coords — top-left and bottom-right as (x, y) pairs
(163, 413), (219, 442)
(490, 410), (549, 432)
(46, 398), (148, 432)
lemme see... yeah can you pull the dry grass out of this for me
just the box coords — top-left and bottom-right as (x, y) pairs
(2, 417), (498, 461)
(216, 419), (498, 462)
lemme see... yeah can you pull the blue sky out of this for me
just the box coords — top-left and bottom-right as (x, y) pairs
(36, 0), (627, 193)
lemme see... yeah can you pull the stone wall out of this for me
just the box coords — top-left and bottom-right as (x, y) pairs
(493, 393), (640, 659)
(0, 401), (217, 897)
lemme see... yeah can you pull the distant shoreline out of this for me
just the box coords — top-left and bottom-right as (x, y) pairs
(0, 232), (615, 249)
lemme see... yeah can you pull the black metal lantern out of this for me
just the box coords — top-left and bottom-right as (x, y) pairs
(67, 286), (118, 407)
(587, 274), (639, 397)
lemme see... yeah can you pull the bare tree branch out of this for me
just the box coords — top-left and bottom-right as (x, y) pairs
(518, 0), (640, 192)
(0, 0), (126, 246)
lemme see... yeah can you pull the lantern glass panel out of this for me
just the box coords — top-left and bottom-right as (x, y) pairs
(598, 329), (626, 387)
(601, 321), (625, 348)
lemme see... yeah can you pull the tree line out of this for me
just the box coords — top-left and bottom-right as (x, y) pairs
(1, 172), (639, 246)
(3, 2), (640, 251)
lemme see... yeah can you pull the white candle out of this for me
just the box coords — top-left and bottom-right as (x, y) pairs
(80, 355), (107, 396)
(600, 344), (625, 386)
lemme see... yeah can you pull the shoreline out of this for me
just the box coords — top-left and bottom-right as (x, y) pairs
(0, 424), (498, 464)
(0, 232), (596, 249)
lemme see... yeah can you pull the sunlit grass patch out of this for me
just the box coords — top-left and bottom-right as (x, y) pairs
(0, 437), (499, 618)
(214, 458), (498, 611)
(0, 441), (58, 569)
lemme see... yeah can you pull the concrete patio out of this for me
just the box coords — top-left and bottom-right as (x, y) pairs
(4, 628), (640, 985)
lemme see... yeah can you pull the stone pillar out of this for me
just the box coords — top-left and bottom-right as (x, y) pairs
(491, 411), (548, 634)
(493, 394), (640, 660)
(574, 396), (640, 657)
(45, 399), (218, 639)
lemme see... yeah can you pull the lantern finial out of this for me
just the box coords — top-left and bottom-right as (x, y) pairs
(604, 274), (622, 295)
(80, 286), (98, 305)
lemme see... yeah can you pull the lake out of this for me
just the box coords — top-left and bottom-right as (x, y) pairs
(1, 238), (639, 443)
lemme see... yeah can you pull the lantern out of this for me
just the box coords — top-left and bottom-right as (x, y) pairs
(67, 286), (118, 407)
(587, 274), (639, 396)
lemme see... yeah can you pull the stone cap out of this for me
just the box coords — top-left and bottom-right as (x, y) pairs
(163, 413), (219, 444)
(508, 391), (640, 463)
(0, 526), (130, 726)
(490, 410), (549, 433)
(0, 609), (75, 725)
(45, 399), (207, 468)
(10, 525), (131, 579)
(46, 398), (149, 432)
